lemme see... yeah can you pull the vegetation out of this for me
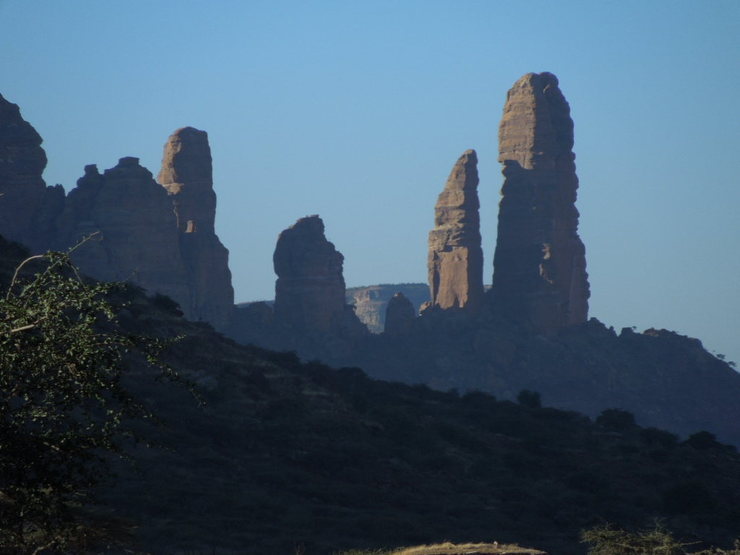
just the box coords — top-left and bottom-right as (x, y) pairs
(0, 247), (182, 552)
(582, 524), (740, 554)
(1, 237), (740, 554)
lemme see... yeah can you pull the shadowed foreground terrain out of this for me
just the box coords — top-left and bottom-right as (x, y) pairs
(74, 281), (738, 554)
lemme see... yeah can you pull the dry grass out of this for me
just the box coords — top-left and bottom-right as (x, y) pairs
(390, 541), (546, 555)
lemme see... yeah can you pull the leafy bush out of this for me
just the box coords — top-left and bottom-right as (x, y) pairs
(0, 249), (183, 552)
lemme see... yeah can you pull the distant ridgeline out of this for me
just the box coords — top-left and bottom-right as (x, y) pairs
(2, 73), (739, 447)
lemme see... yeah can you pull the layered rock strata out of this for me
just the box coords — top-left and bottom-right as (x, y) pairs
(492, 72), (589, 331)
(158, 127), (234, 330)
(273, 215), (365, 335)
(428, 150), (484, 311)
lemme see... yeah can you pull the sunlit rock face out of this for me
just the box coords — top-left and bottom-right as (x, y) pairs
(427, 149), (485, 311)
(0, 93), (63, 252)
(492, 72), (589, 332)
(158, 127), (234, 330)
(60, 157), (192, 310)
(273, 215), (351, 334)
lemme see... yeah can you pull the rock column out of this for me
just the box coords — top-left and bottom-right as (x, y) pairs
(158, 127), (234, 330)
(273, 215), (349, 333)
(492, 72), (589, 331)
(427, 149), (484, 310)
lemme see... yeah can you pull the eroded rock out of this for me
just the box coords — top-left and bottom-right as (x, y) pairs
(60, 157), (191, 312)
(273, 215), (356, 334)
(428, 149), (484, 311)
(158, 127), (234, 330)
(0, 93), (62, 251)
(492, 72), (589, 331)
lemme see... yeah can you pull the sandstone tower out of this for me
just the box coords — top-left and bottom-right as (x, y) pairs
(427, 149), (484, 311)
(492, 72), (589, 331)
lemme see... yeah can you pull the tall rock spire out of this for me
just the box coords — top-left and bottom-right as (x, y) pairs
(492, 72), (589, 331)
(158, 127), (234, 330)
(427, 149), (484, 310)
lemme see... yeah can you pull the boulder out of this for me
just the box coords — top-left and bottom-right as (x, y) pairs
(428, 149), (485, 311)
(492, 72), (589, 331)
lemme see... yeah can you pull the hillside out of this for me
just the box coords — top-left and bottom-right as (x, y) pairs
(1, 235), (739, 553)
(102, 285), (740, 553)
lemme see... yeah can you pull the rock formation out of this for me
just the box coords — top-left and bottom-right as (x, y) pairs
(347, 283), (429, 333)
(384, 292), (415, 335)
(427, 149), (484, 311)
(492, 72), (589, 331)
(0, 93), (63, 252)
(158, 127), (234, 330)
(59, 157), (192, 312)
(273, 215), (365, 336)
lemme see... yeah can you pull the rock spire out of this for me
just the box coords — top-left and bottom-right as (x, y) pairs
(492, 72), (589, 331)
(273, 215), (350, 333)
(427, 149), (484, 310)
(158, 127), (234, 330)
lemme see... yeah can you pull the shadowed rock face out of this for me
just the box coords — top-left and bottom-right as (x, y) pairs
(60, 157), (191, 309)
(492, 72), (589, 331)
(157, 127), (234, 330)
(0, 94), (63, 252)
(273, 215), (349, 333)
(427, 149), (484, 311)
(384, 292), (415, 335)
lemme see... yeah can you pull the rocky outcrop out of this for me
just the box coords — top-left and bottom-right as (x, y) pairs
(273, 215), (365, 336)
(0, 93), (63, 252)
(59, 157), (191, 312)
(158, 127), (234, 330)
(428, 150), (484, 311)
(492, 72), (589, 331)
(347, 283), (429, 333)
(384, 292), (415, 335)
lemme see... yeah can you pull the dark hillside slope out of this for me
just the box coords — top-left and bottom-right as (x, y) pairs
(103, 294), (740, 554)
(245, 305), (740, 447)
(1, 237), (738, 554)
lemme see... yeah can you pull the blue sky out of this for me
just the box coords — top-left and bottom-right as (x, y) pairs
(1, 0), (739, 365)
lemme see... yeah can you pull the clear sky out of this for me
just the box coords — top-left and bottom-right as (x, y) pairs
(1, 0), (739, 365)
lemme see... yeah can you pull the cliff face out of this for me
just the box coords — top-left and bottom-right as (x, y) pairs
(346, 283), (429, 333)
(492, 72), (589, 332)
(0, 94), (234, 331)
(273, 215), (365, 336)
(0, 94), (63, 252)
(59, 158), (192, 310)
(427, 150), (485, 311)
(157, 127), (234, 330)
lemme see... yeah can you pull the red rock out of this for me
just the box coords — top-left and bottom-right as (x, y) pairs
(273, 215), (365, 335)
(492, 73), (589, 331)
(428, 149), (485, 311)
(158, 127), (234, 330)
